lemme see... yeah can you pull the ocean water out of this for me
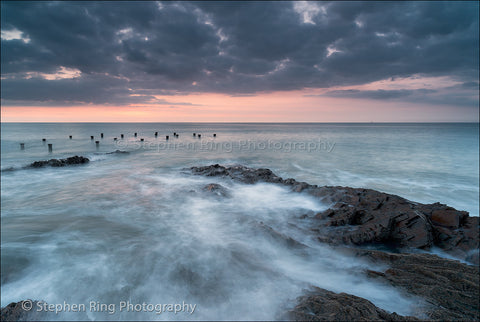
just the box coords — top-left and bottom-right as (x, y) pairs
(1, 122), (478, 320)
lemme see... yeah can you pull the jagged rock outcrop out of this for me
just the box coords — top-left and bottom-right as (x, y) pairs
(285, 249), (479, 321)
(285, 287), (418, 321)
(353, 249), (480, 321)
(190, 164), (479, 264)
(311, 187), (478, 264)
(28, 156), (90, 168)
(0, 301), (46, 321)
(191, 164), (284, 184)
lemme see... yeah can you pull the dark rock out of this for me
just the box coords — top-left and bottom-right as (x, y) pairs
(352, 249), (480, 321)
(1, 300), (47, 321)
(255, 222), (307, 249)
(202, 183), (230, 197)
(28, 156), (90, 168)
(312, 188), (478, 264)
(284, 287), (418, 321)
(190, 164), (283, 184)
(106, 150), (129, 154)
(284, 248), (479, 321)
(312, 188), (433, 248)
(190, 165), (479, 264)
(431, 209), (462, 228)
(291, 181), (311, 192)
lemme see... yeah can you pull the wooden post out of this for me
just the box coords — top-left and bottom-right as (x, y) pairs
(48, 144), (53, 153)
(91, 136), (94, 140)
(114, 138), (118, 141)
(42, 138), (46, 142)
(198, 134), (201, 138)
(140, 138), (144, 142)
(134, 132), (137, 137)
(69, 135), (72, 139)
(121, 134), (124, 139)
(101, 133), (104, 138)
(193, 133), (196, 137)
(155, 132), (158, 137)
(20, 143), (25, 150)
(95, 141), (100, 149)
(166, 135), (169, 140)
(213, 134), (216, 137)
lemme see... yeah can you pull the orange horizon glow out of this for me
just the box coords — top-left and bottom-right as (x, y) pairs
(2, 89), (478, 123)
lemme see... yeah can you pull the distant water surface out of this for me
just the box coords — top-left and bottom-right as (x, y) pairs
(2, 123), (478, 216)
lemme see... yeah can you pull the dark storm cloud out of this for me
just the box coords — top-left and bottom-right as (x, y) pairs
(1, 74), (200, 106)
(1, 1), (478, 106)
(322, 87), (477, 108)
(322, 89), (437, 100)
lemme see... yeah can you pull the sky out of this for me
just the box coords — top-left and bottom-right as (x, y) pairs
(1, 1), (479, 122)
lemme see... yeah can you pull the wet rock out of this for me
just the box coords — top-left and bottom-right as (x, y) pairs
(190, 165), (479, 264)
(430, 208), (462, 228)
(284, 287), (417, 321)
(353, 249), (480, 321)
(255, 222), (307, 249)
(284, 249), (479, 321)
(0, 300), (47, 321)
(311, 188), (478, 264)
(106, 150), (129, 154)
(419, 203), (479, 263)
(291, 181), (311, 192)
(191, 164), (283, 184)
(28, 156), (90, 168)
(313, 188), (435, 250)
(202, 183), (230, 197)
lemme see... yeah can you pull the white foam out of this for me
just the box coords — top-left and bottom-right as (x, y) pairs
(1, 172), (423, 320)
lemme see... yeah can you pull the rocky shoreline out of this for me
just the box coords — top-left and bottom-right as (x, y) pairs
(191, 164), (479, 321)
(2, 164), (478, 321)
(191, 164), (479, 265)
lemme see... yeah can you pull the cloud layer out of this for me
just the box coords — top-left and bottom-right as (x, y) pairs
(1, 1), (478, 107)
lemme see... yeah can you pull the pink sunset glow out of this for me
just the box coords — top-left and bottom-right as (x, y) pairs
(2, 83), (477, 122)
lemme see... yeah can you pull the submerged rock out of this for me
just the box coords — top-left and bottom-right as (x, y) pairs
(28, 156), (90, 168)
(190, 164), (479, 264)
(255, 222), (308, 250)
(106, 150), (129, 154)
(202, 183), (230, 197)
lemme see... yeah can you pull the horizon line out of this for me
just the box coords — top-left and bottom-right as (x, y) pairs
(1, 121), (479, 124)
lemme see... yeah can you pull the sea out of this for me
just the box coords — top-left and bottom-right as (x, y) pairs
(1, 122), (478, 320)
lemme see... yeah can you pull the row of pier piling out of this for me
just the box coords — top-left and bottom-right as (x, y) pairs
(19, 131), (218, 151)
